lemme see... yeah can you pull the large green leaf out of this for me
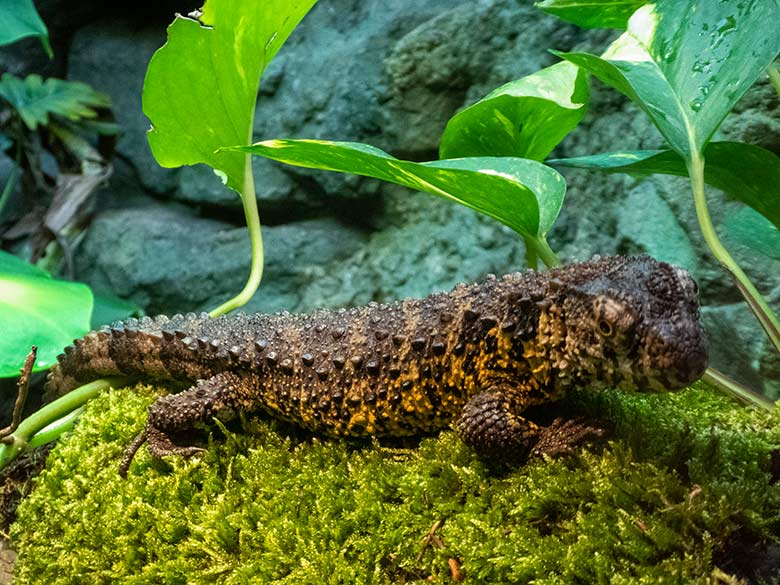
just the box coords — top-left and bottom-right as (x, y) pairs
(235, 140), (566, 239)
(439, 61), (588, 161)
(0, 0), (51, 56)
(0, 249), (48, 277)
(556, 0), (780, 159)
(535, 0), (646, 30)
(549, 142), (780, 229)
(143, 0), (317, 194)
(0, 74), (110, 131)
(0, 253), (93, 376)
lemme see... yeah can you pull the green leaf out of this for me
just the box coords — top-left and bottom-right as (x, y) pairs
(0, 0), (51, 57)
(535, 0), (646, 30)
(143, 0), (318, 194)
(0, 265), (93, 377)
(549, 142), (780, 229)
(90, 293), (142, 329)
(0, 250), (49, 277)
(234, 139), (566, 239)
(555, 0), (780, 159)
(0, 74), (110, 131)
(723, 207), (780, 262)
(439, 61), (588, 161)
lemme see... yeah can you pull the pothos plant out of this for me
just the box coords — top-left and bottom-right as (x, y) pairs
(1, 0), (779, 468)
(0, 0), (137, 457)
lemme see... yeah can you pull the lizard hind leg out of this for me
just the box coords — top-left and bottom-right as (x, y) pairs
(119, 371), (253, 476)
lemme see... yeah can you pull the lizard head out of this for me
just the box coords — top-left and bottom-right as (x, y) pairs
(554, 255), (708, 392)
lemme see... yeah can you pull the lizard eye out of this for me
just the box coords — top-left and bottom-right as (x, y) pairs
(593, 295), (635, 339)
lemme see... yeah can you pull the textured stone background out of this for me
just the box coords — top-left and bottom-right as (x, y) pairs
(1, 0), (778, 395)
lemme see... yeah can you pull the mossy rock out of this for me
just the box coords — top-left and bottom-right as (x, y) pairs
(10, 383), (780, 584)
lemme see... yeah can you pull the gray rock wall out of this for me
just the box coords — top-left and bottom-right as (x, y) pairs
(4, 0), (779, 394)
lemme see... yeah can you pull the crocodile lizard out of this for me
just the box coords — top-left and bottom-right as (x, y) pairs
(45, 255), (707, 474)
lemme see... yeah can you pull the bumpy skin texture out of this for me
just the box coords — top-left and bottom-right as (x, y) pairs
(46, 255), (708, 470)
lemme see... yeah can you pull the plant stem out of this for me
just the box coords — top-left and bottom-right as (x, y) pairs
(0, 166), (19, 220)
(28, 406), (86, 448)
(768, 61), (780, 97)
(528, 235), (561, 268)
(0, 377), (126, 470)
(0, 141), (22, 220)
(687, 150), (780, 355)
(701, 367), (775, 412)
(524, 237), (539, 271)
(209, 156), (264, 317)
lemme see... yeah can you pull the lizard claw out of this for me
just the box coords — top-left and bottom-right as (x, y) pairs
(118, 425), (206, 478)
(530, 417), (606, 459)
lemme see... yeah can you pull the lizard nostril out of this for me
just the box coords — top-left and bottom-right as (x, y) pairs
(670, 339), (708, 387)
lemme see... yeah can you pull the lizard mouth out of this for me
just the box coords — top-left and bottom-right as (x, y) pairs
(642, 349), (707, 392)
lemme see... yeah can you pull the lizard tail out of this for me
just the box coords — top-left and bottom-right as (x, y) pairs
(44, 314), (209, 400)
(44, 328), (120, 400)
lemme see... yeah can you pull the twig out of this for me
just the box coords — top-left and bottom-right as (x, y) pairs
(0, 347), (37, 443)
(416, 519), (464, 582)
(417, 519), (445, 562)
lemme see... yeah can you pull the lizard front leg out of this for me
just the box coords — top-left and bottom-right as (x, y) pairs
(456, 383), (603, 462)
(119, 371), (254, 476)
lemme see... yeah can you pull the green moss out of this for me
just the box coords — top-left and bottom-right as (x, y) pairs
(10, 382), (780, 584)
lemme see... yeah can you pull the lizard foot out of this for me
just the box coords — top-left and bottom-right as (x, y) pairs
(530, 417), (606, 459)
(118, 425), (206, 478)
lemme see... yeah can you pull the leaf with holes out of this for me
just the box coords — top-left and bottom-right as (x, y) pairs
(143, 0), (318, 195)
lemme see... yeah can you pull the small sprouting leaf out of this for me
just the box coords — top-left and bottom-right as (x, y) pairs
(0, 0), (51, 56)
(549, 142), (780, 229)
(234, 139), (566, 239)
(439, 61), (588, 161)
(535, 0), (646, 30)
(143, 0), (318, 195)
(0, 74), (110, 131)
(555, 0), (780, 159)
(0, 253), (93, 376)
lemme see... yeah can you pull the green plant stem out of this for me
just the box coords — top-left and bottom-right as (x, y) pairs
(0, 166), (19, 219)
(701, 367), (775, 411)
(528, 235), (561, 268)
(0, 142), (22, 219)
(524, 237), (539, 271)
(688, 150), (780, 356)
(28, 406), (86, 448)
(768, 61), (780, 97)
(0, 377), (126, 469)
(209, 157), (264, 317)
